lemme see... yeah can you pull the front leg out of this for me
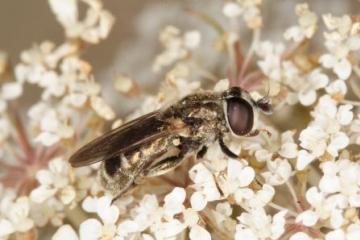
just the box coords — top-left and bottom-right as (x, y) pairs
(218, 135), (238, 158)
(246, 129), (271, 137)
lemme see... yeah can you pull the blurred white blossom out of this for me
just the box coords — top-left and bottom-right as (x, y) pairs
(284, 3), (318, 42)
(30, 157), (75, 205)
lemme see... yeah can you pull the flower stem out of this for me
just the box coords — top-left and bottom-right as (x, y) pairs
(9, 105), (34, 160)
(286, 180), (302, 212)
(238, 29), (261, 81)
(341, 99), (360, 106)
(268, 202), (297, 217)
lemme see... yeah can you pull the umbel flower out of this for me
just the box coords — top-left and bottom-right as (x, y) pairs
(1, 0), (360, 239)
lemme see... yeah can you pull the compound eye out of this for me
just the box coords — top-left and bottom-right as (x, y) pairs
(226, 98), (254, 136)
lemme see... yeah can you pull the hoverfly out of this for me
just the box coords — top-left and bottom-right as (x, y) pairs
(69, 87), (272, 200)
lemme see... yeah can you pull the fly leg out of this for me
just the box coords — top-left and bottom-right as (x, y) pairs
(246, 129), (271, 137)
(143, 155), (184, 177)
(142, 137), (200, 177)
(218, 134), (238, 158)
(196, 146), (207, 159)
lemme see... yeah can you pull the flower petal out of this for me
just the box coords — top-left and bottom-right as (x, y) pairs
(79, 219), (102, 240)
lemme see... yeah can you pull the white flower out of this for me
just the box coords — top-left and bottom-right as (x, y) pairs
(32, 107), (75, 146)
(284, 3), (318, 42)
(296, 149), (316, 170)
(223, 2), (242, 18)
(189, 163), (221, 202)
(320, 53), (351, 80)
(243, 128), (297, 164)
(80, 195), (120, 240)
(30, 199), (67, 227)
(256, 41), (286, 82)
(0, 197), (34, 237)
(152, 219), (185, 239)
(320, 14), (360, 80)
(305, 185), (348, 229)
(90, 96), (115, 120)
(17, 41), (114, 146)
(325, 80), (347, 97)
(118, 194), (161, 236)
(52, 225), (79, 240)
(296, 210), (319, 227)
(297, 69), (329, 106)
(113, 74), (138, 96)
(203, 143), (228, 172)
(1, 82), (23, 100)
(346, 224), (360, 240)
(49, 0), (114, 44)
(322, 159), (360, 207)
(319, 161), (341, 194)
(80, 219), (104, 240)
(326, 229), (345, 240)
(249, 184), (275, 208)
(327, 224), (360, 240)
(278, 131), (298, 159)
(0, 219), (14, 239)
(217, 159), (255, 196)
(183, 209), (200, 227)
(236, 209), (287, 240)
(116, 190), (209, 239)
(190, 191), (207, 211)
(235, 183), (275, 210)
(213, 79), (230, 93)
(305, 187), (325, 214)
(48, 0), (78, 30)
(216, 202), (233, 217)
(299, 95), (353, 159)
(0, 81), (23, 115)
(337, 105), (353, 125)
(222, 0), (262, 29)
(326, 131), (349, 156)
(117, 220), (140, 239)
(30, 157), (75, 205)
(262, 158), (292, 185)
(163, 187), (186, 219)
(255, 40), (313, 105)
(184, 31), (201, 49)
(153, 26), (201, 72)
(299, 125), (327, 157)
(290, 232), (311, 240)
(189, 225), (211, 240)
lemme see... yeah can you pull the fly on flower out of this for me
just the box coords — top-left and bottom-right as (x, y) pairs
(69, 87), (272, 200)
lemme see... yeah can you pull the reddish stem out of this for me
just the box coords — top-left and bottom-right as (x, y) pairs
(240, 70), (266, 91)
(10, 106), (34, 161)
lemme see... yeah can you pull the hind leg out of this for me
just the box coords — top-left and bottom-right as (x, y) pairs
(142, 137), (201, 177)
(142, 155), (184, 177)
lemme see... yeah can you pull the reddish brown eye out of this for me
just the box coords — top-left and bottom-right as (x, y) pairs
(226, 98), (254, 135)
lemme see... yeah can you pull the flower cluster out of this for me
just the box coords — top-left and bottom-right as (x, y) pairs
(1, 0), (360, 240)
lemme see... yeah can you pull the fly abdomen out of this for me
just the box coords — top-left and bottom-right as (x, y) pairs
(100, 156), (136, 197)
(104, 156), (121, 176)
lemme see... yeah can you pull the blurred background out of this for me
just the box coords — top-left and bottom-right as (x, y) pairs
(0, 0), (359, 116)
